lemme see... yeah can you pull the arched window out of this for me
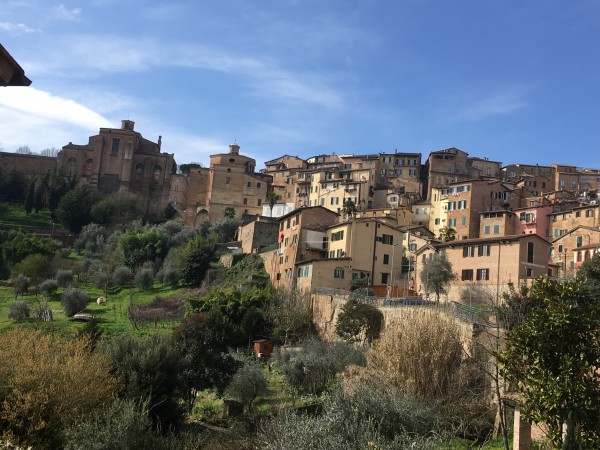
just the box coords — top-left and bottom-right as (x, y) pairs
(135, 163), (144, 175)
(153, 165), (162, 181)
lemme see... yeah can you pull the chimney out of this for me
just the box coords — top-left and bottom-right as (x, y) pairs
(229, 143), (240, 154)
(158, 135), (162, 150)
(121, 120), (135, 131)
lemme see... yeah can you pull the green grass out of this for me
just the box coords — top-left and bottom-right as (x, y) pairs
(0, 202), (65, 230)
(0, 281), (187, 336)
(438, 437), (512, 449)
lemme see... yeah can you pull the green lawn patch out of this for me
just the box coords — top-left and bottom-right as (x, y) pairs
(0, 202), (65, 231)
(0, 281), (187, 336)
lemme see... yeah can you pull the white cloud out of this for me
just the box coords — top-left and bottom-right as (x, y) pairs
(0, 21), (39, 33)
(0, 87), (113, 152)
(53, 4), (81, 21)
(0, 87), (112, 129)
(24, 35), (343, 109)
(451, 87), (529, 122)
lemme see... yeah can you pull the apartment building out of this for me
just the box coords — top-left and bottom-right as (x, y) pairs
(58, 120), (175, 216)
(551, 226), (600, 275)
(429, 179), (521, 239)
(262, 206), (338, 289)
(261, 155), (307, 216)
(424, 148), (501, 200)
(513, 204), (553, 239)
(294, 218), (404, 293)
(414, 234), (551, 302)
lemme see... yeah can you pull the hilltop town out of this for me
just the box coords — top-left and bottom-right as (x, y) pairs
(1, 119), (598, 301)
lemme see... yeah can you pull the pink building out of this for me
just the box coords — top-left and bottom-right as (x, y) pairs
(513, 205), (553, 240)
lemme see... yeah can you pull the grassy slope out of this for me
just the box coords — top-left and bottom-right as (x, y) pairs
(0, 202), (65, 230)
(0, 281), (187, 336)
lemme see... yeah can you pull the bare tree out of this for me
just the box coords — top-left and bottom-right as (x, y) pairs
(15, 145), (33, 154)
(40, 147), (60, 157)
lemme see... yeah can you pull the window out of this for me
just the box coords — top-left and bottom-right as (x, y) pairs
(331, 197), (339, 205)
(520, 212), (535, 223)
(476, 268), (489, 281)
(320, 198), (325, 206)
(336, 249), (344, 258)
(111, 138), (120, 153)
(258, 199), (262, 206)
(435, 218), (440, 225)
(448, 218), (457, 227)
(334, 269), (345, 279)
(478, 244), (491, 256)
(247, 182), (251, 187)
(577, 251), (583, 262)
(527, 242), (534, 263)
(243, 198), (248, 205)
(383, 254), (390, 264)
(331, 230), (344, 241)
(576, 236), (583, 247)
(463, 246), (474, 257)
(493, 225), (500, 234)
(484, 225), (490, 235)
(381, 273), (389, 284)
(526, 268), (534, 277)
(257, 182), (261, 188)
(458, 200), (467, 209)
(461, 269), (474, 281)
(135, 163), (144, 175)
(587, 209), (594, 218)
(558, 244), (563, 253)
(381, 234), (394, 245)
(461, 217), (467, 227)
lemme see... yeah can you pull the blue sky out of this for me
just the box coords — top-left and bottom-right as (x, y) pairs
(1, 0), (599, 168)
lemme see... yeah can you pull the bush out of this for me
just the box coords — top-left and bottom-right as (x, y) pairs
(8, 301), (30, 322)
(61, 287), (90, 316)
(55, 269), (74, 287)
(0, 329), (119, 449)
(260, 387), (440, 450)
(63, 399), (171, 450)
(345, 308), (466, 399)
(225, 360), (268, 411)
(161, 266), (180, 287)
(11, 253), (51, 282)
(103, 334), (186, 429)
(112, 266), (133, 286)
(135, 268), (154, 290)
(280, 340), (366, 396)
(13, 274), (30, 299)
(38, 278), (59, 297)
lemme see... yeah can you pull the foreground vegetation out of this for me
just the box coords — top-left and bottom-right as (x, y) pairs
(1, 179), (599, 448)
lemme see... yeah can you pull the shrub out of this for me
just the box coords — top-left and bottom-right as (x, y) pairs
(11, 253), (51, 282)
(280, 340), (366, 396)
(162, 267), (180, 287)
(55, 269), (74, 287)
(63, 399), (171, 450)
(61, 287), (90, 316)
(260, 387), (440, 450)
(103, 334), (186, 429)
(0, 329), (119, 449)
(13, 274), (30, 299)
(112, 266), (133, 286)
(225, 360), (268, 411)
(8, 301), (30, 322)
(38, 278), (59, 297)
(345, 308), (465, 399)
(135, 268), (154, 290)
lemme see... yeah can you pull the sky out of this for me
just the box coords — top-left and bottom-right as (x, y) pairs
(1, 0), (600, 168)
